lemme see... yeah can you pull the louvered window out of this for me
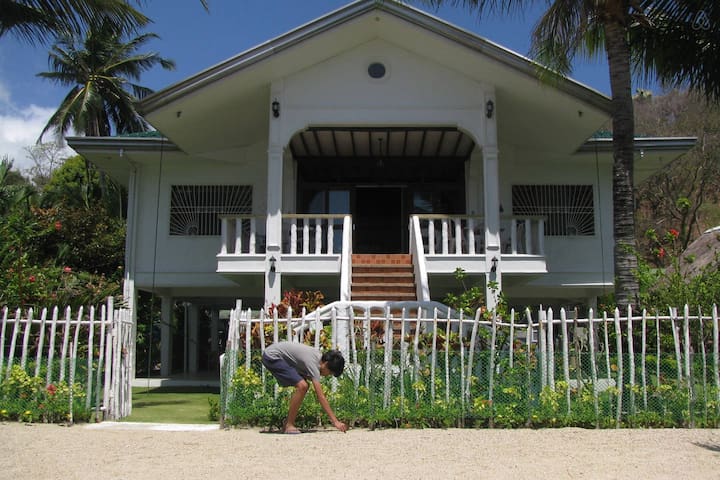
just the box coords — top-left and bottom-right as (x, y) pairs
(512, 185), (595, 236)
(170, 185), (252, 236)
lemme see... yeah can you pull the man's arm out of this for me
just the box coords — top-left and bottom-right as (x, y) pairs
(311, 378), (348, 432)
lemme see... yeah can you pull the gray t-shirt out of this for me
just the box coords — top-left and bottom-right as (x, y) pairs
(263, 342), (321, 380)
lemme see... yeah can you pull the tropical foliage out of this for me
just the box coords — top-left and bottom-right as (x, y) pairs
(0, 0), (149, 44)
(0, 159), (124, 310)
(37, 16), (175, 140)
(419, 0), (720, 311)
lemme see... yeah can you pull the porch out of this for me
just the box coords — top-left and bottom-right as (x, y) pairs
(216, 213), (547, 301)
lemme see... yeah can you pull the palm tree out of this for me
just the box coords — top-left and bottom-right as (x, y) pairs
(37, 17), (175, 139)
(633, 1), (720, 101)
(0, 0), (149, 45)
(420, 0), (718, 310)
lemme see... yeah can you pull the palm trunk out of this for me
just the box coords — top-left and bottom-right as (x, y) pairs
(605, 18), (639, 312)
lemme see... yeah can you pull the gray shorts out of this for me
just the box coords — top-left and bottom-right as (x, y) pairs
(262, 352), (303, 387)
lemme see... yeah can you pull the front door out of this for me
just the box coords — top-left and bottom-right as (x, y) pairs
(354, 186), (403, 253)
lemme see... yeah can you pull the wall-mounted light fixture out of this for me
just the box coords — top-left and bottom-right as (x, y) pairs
(269, 256), (277, 273)
(271, 99), (280, 118)
(491, 256), (498, 273)
(486, 99), (495, 119)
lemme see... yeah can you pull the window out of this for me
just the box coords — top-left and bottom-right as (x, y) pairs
(512, 185), (595, 236)
(170, 185), (252, 236)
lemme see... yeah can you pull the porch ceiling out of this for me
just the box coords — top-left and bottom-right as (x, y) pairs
(289, 126), (475, 160)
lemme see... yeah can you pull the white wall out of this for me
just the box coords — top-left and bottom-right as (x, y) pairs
(279, 39), (489, 146)
(500, 145), (615, 281)
(131, 145), (267, 290)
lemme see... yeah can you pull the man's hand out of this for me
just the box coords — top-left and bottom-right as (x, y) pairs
(333, 420), (348, 433)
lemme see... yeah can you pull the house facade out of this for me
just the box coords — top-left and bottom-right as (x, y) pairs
(67, 0), (694, 378)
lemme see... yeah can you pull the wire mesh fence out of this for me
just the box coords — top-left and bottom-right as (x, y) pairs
(220, 303), (720, 429)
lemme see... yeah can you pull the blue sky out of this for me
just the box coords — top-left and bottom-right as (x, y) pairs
(0, 0), (656, 171)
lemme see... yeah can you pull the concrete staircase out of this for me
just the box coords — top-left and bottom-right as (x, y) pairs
(351, 254), (416, 301)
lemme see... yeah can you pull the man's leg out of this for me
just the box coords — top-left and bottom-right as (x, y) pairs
(285, 379), (309, 433)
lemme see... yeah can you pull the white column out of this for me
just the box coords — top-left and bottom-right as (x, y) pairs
(210, 309), (220, 371)
(483, 90), (501, 311)
(123, 161), (139, 379)
(188, 304), (199, 375)
(265, 80), (284, 308)
(160, 296), (173, 377)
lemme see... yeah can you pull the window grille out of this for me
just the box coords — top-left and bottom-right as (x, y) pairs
(170, 185), (252, 236)
(512, 185), (595, 236)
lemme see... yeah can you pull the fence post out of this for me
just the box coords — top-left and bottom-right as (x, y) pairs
(6, 309), (21, 379)
(20, 308), (34, 370)
(641, 309), (648, 410)
(464, 307), (481, 401)
(488, 311), (498, 428)
(712, 304), (719, 424)
(0, 307), (8, 374)
(538, 308), (547, 390)
(627, 306), (636, 417)
(383, 308), (392, 409)
(683, 304), (694, 427)
(430, 308), (438, 400)
(670, 307), (682, 384)
(547, 308), (555, 390)
(613, 308), (623, 428)
(698, 306), (708, 425)
(560, 308), (570, 415)
(587, 309), (599, 428)
(34, 308), (48, 378)
(444, 308), (451, 404)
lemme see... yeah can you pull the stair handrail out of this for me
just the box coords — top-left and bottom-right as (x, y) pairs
(293, 301), (459, 323)
(339, 215), (352, 301)
(410, 215), (430, 301)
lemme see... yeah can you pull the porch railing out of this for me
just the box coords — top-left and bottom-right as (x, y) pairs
(413, 215), (545, 256)
(219, 214), (351, 256)
(282, 214), (348, 255)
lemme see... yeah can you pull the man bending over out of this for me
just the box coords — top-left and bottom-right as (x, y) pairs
(261, 341), (348, 434)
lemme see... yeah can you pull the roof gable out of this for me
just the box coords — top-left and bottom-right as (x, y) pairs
(129, 0), (621, 158)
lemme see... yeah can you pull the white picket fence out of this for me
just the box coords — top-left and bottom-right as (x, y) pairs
(0, 298), (133, 421)
(221, 301), (720, 427)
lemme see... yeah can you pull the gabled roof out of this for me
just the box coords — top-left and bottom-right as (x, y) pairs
(134, 0), (613, 156)
(139, 0), (611, 116)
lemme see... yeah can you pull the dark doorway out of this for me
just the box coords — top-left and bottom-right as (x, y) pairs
(354, 187), (403, 253)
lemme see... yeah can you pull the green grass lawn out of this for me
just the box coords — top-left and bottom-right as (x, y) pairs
(123, 387), (220, 424)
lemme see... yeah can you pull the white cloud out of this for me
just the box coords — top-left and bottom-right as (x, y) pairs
(0, 102), (74, 173)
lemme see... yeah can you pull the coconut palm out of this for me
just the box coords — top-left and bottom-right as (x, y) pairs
(0, 0), (150, 44)
(421, 0), (718, 309)
(633, 1), (720, 101)
(37, 17), (175, 140)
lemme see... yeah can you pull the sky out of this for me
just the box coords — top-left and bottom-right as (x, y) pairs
(0, 0), (659, 172)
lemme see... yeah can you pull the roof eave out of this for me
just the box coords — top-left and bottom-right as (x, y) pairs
(577, 136), (698, 153)
(66, 136), (180, 153)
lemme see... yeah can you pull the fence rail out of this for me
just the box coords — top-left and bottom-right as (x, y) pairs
(0, 298), (133, 422)
(221, 302), (720, 429)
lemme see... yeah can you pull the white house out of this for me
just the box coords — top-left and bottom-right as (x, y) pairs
(67, 0), (694, 378)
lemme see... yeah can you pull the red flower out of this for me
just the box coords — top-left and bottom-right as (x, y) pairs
(54, 221), (62, 231)
(63, 266), (72, 273)
(46, 384), (57, 396)
(668, 228), (679, 239)
(657, 247), (666, 259)
(28, 275), (36, 282)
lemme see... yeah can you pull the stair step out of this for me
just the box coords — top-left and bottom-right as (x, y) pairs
(353, 273), (414, 283)
(352, 291), (417, 300)
(352, 283), (416, 291)
(353, 265), (414, 274)
(351, 253), (417, 302)
(352, 254), (412, 264)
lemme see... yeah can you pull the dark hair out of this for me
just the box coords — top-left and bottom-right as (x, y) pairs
(321, 349), (345, 377)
